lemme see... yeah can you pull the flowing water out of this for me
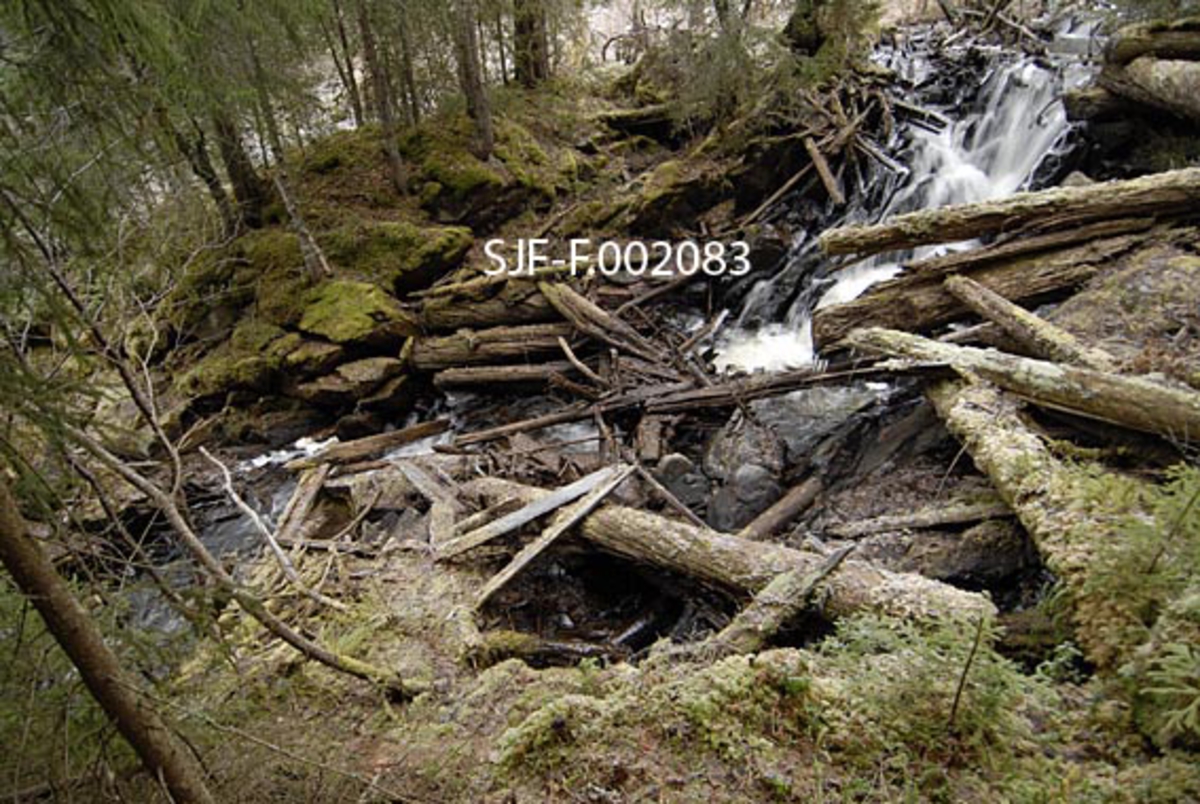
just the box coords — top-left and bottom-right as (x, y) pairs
(715, 38), (1092, 373)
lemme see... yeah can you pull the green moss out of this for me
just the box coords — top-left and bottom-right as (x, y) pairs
(174, 318), (300, 399)
(241, 228), (304, 276)
(320, 220), (471, 294)
(298, 279), (417, 345)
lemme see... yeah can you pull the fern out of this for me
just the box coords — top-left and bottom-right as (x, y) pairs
(1144, 643), (1200, 743)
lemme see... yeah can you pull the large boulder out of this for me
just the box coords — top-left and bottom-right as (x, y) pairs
(321, 220), (472, 296)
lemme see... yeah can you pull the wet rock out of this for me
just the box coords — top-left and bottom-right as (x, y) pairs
(359, 374), (417, 416)
(653, 453), (709, 509)
(707, 463), (782, 532)
(749, 386), (880, 466)
(703, 415), (785, 481)
(336, 411), (385, 441)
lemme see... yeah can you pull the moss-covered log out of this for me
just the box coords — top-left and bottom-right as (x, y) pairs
(812, 232), (1147, 347)
(419, 278), (557, 331)
(1101, 58), (1200, 124)
(1106, 19), (1200, 66)
(818, 167), (1200, 256)
(466, 477), (996, 624)
(410, 323), (574, 370)
(846, 327), (1200, 439)
(923, 380), (1148, 668)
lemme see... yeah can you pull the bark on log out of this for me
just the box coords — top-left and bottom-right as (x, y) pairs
(433, 361), (576, 388)
(1106, 20), (1200, 66)
(827, 499), (1011, 539)
(818, 167), (1200, 256)
(288, 419), (451, 470)
(737, 476), (824, 541)
(419, 278), (556, 331)
(942, 275), (1119, 370)
(813, 232), (1147, 347)
(410, 323), (575, 370)
(846, 327), (1200, 439)
(1101, 58), (1200, 124)
(925, 380), (1148, 668)
(538, 281), (666, 363)
(466, 477), (997, 623)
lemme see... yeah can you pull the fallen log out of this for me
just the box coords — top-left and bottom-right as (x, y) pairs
(419, 278), (556, 331)
(925, 380), (1149, 668)
(1106, 19), (1200, 66)
(702, 545), (855, 657)
(845, 327), (1200, 439)
(737, 476), (824, 541)
(410, 323), (575, 371)
(467, 477), (997, 623)
(804, 135), (845, 206)
(287, 419), (451, 470)
(942, 275), (1119, 370)
(432, 362), (577, 389)
(827, 499), (1011, 539)
(813, 231), (1147, 347)
(818, 167), (1200, 256)
(1101, 57), (1200, 124)
(277, 465), (331, 546)
(538, 281), (666, 363)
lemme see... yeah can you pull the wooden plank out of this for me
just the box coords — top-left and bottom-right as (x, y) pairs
(437, 465), (623, 560)
(474, 464), (636, 608)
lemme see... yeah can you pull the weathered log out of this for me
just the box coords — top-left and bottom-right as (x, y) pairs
(703, 545), (855, 657)
(1101, 58), (1200, 124)
(410, 323), (574, 370)
(846, 327), (1200, 439)
(419, 278), (556, 331)
(942, 275), (1119, 370)
(903, 217), (1155, 278)
(925, 380), (1148, 668)
(818, 167), (1200, 256)
(432, 361), (576, 388)
(287, 419), (450, 470)
(467, 477), (997, 623)
(827, 499), (1011, 539)
(276, 465), (331, 545)
(737, 476), (823, 541)
(813, 232), (1147, 347)
(1063, 86), (1128, 121)
(538, 281), (666, 363)
(804, 135), (845, 206)
(1106, 19), (1200, 66)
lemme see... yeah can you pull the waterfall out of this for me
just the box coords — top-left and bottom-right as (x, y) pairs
(715, 46), (1086, 373)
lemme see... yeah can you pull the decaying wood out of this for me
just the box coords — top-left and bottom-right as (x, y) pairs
(902, 217), (1156, 278)
(538, 281), (665, 363)
(1106, 20), (1200, 66)
(1101, 57), (1200, 124)
(925, 380), (1148, 668)
(410, 323), (574, 370)
(818, 167), (1200, 256)
(277, 464), (331, 547)
(805, 135), (845, 206)
(827, 499), (1012, 539)
(703, 545), (855, 657)
(943, 275), (1119, 370)
(846, 327), (1200, 440)
(396, 461), (462, 545)
(635, 415), (666, 464)
(468, 477), (997, 623)
(432, 361), (577, 388)
(419, 278), (556, 331)
(438, 464), (624, 559)
(287, 419), (451, 470)
(474, 464), (636, 609)
(813, 231), (1149, 347)
(738, 476), (824, 541)
(453, 498), (523, 536)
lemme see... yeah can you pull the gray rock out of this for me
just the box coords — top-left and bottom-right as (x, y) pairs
(749, 386), (880, 464)
(707, 463), (782, 532)
(703, 415), (785, 481)
(654, 453), (709, 509)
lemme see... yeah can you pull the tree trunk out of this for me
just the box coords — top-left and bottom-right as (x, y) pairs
(466, 477), (996, 623)
(818, 167), (1200, 256)
(247, 47), (333, 282)
(410, 323), (574, 370)
(455, 0), (495, 158)
(494, 8), (509, 85)
(513, 0), (550, 87)
(846, 327), (1200, 439)
(211, 108), (268, 229)
(0, 481), (216, 804)
(356, 0), (406, 192)
(812, 229), (1150, 347)
(397, 10), (422, 125)
(161, 111), (238, 236)
(331, 0), (365, 127)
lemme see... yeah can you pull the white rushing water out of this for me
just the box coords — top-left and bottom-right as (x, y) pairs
(715, 49), (1086, 374)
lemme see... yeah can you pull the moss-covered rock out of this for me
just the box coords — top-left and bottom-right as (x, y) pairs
(283, 340), (346, 378)
(321, 220), (472, 295)
(297, 279), (418, 348)
(289, 357), (403, 408)
(160, 248), (256, 344)
(176, 319), (299, 400)
(626, 158), (728, 237)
